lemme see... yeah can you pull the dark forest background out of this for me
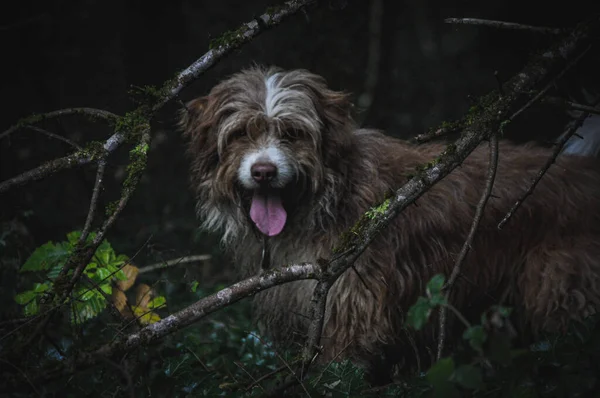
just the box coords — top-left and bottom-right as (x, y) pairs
(1, 0), (600, 396)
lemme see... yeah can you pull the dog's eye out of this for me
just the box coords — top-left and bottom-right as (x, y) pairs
(285, 129), (301, 139)
(230, 129), (246, 140)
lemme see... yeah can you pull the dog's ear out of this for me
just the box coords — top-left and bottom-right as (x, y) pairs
(180, 97), (220, 183)
(310, 82), (356, 169)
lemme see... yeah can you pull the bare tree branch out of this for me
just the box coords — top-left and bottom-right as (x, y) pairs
(509, 45), (592, 121)
(154, 0), (318, 111)
(0, 131), (126, 194)
(0, 107), (119, 140)
(437, 133), (499, 360)
(80, 158), (107, 242)
(445, 18), (563, 34)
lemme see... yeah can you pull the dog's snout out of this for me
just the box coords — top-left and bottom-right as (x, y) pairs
(251, 162), (278, 183)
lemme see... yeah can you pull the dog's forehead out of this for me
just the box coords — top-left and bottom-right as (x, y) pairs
(214, 69), (322, 135)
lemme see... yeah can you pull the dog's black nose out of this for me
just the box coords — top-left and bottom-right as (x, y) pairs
(251, 162), (278, 183)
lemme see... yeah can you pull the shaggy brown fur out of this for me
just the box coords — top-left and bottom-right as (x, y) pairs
(181, 66), (600, 380)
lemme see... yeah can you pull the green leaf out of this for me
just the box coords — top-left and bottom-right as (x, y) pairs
(32, 282), (49, 293)
(100, 284), (112, 295)
(93, 267), (112, 282)
(66, 230), (82, 245)
(71, 292), (107, 324)
(14, 290), (36, 305)
(406, 296), (433, 330)
(427, 357), (455, 385)
(429, 293), (448, 307)
(23, 299), (39, 316)
(190, 281), (199, 293)
(21, 242), (70, 272)
(47, 264), (64, 280)
(148, 296), (166, 309)
(427, 358), (460, 398)
(427, 274), (446, 296)
(463, 325), (487, 352)
(451, 364), (484, 390)
(79, 289), (97, 301)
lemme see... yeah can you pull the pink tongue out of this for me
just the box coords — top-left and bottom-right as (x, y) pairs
(250, 190), (287, 236)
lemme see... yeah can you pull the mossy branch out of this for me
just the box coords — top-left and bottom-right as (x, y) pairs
(153, 0), (317, 111)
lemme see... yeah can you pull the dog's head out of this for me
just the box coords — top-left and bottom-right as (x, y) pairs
(181, 66), (355, 239)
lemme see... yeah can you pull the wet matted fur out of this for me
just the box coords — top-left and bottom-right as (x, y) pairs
(181, 65), (600, 379)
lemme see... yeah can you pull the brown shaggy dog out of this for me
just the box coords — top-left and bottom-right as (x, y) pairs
(181, 66), (600, 380)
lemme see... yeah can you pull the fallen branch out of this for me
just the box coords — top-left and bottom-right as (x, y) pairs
(437, 133), (499, 360)
(445, 18), (563, 34)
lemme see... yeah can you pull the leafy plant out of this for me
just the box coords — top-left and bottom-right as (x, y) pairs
(14, 230), (166, 325)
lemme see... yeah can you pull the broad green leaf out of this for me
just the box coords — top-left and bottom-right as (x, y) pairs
(93, 267), (112, 282)
(426, 274), (446, 296)
(148, 296), (166, 309)
(21, 242), (70, 272)
(427, 358), (460, 398)
(100, 284), (112, 295)
(14, 290), (36, 305)
(71, 293), (107, 324)
(451, 364), (484, 390)
(190, 281), (199, 293)
(79, 289), (97, 301)
(32, 283), (49, 293)
(463, 325), (487, 352)
(47, 264), (66, 280)
(427, 357), (455, 385)
(23, 299), (39, 316)
(406, 296), (432, 330)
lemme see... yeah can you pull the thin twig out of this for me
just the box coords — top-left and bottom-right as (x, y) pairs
(1, 107), (119, 140)
(445, 18), (563, 34)
(25, 126), (82, 150)
(544, 96), (600, 115)
(80, 158), (107, 242)
(437, 133), (499, 360)
(497, 112), (590, 229)
(138, 254), (212, 274)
